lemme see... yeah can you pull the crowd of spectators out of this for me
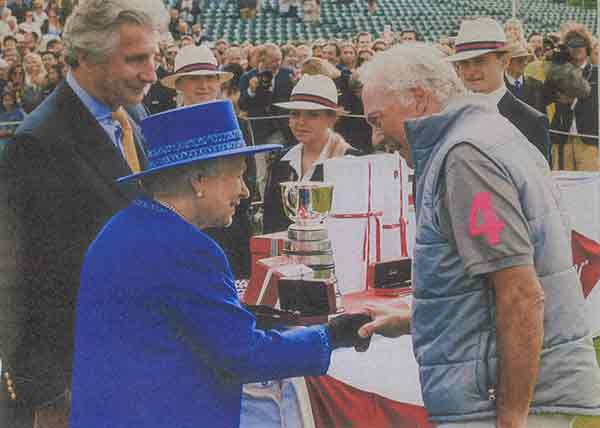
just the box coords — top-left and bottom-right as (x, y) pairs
(137, 1), (599, 276)
(0, 0), (597, 270)
(0, 0), (596, 152)
(0, 0), (72, 153)
(150, 1), (600, 170)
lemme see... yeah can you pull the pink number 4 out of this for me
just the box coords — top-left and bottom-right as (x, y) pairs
(468, 192), (505, 246)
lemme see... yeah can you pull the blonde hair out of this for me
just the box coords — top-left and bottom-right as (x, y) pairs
(300, 57), (340, 79)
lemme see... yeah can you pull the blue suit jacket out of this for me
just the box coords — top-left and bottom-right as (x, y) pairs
(70, 198), (331, 428)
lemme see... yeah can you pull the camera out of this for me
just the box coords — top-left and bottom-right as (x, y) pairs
(257, 70), (274, 90)
(548, 43), (571, 65)
(543, 59), (591, 104)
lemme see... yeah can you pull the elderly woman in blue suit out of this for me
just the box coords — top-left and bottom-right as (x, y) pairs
(70, 100), (370, 428)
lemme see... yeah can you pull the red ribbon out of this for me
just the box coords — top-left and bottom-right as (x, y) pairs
(381, 157), (408, 257)
(382, 220), (408, 257)
(175, 62), (218, 74)
(290, 93), (339, 109)
(332, 211), (383, 263)
(398, 158), (408, 257)
(330, 162), (382, 264)
(455, 41), (506, 54)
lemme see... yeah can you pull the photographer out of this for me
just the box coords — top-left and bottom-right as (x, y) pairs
(239, 43), (295, 197)
(335, 66), (373, 154)
(545, 28), (599, 170)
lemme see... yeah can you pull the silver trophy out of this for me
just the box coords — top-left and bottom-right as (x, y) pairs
(280, 181), (342, 313)
(280, 181), (338, 281)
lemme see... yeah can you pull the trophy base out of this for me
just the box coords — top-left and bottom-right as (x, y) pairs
(284, 239), (332, 253)
(287, 253), (335, 267)
(288, 226), (328, 242)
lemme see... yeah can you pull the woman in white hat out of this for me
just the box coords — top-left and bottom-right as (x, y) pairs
(164, 44), (257, 279)
(263, 74), (361, 233)
(161, 44), (233, 106)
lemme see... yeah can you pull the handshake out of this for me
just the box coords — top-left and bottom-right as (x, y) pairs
(327, 313), (373, 352)
(327, 305), (412, 352)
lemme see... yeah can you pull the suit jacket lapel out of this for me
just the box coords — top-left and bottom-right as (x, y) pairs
(56, 83), (141, 201)
(497, 91), (511, 117)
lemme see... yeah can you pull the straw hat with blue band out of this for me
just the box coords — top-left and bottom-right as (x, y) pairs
(117, 100), (283, 183)
(446, 17), (511, 62)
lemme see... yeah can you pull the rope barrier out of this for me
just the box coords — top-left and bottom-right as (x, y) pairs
(244, 113), (368, 121)
(548, 129), (599, 140)
(1, 118), (597, 139)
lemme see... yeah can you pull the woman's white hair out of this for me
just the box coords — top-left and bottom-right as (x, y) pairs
(141, 158), (228, 197)
(63, 0), (168, 67)
(358, 43), (466, 108)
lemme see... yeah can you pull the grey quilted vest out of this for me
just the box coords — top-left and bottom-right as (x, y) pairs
(406, 97), (600, 422)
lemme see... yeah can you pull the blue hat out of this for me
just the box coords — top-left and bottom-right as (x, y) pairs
(118, 100), (282, 182)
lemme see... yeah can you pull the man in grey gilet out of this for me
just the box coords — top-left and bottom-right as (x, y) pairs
(357, 43), (600, 427)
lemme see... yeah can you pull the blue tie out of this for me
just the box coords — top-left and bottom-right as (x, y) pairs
(514, 80), (522, 91)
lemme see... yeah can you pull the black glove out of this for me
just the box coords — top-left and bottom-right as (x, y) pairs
(327, 313), (372, 351)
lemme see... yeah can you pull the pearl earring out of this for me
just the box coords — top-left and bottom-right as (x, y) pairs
(196, 190), (204, 198)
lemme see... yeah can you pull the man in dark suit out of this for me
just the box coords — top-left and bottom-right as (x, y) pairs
(239, 43), (295, 197)
(504, 44), (546, 114)
(448, 18), (551, 165)
(0, 1), (167, 426)
(143, 53), (177, 114)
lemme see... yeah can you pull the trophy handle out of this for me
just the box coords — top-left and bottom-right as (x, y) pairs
(281, 182), (298, 223)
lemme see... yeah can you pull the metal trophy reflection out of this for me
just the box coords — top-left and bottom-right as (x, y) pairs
(280, 181), (343, 312)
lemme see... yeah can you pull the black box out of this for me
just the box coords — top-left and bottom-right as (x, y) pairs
(373, 258), (411, 289)
(278, 278), (337, 317)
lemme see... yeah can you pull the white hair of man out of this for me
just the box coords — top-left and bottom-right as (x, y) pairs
(63, 0), (168, 68)
(358, 43), (466, 108)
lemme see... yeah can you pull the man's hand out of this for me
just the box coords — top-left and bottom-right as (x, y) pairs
(249, 76), (259, 93)
(492, 264), (544, 428)
(357, 304), (411, 339)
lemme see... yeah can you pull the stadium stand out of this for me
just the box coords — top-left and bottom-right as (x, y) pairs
(180, 0), (598, 45)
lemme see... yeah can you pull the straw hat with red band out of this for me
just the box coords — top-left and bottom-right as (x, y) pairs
(274, 74), (347, 112)
(161, 45), (233, 89)
(446, 17), (511, 62)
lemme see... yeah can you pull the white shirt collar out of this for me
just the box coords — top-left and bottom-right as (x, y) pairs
(504, 72), (523, 87)
(281, 131), (334, 180)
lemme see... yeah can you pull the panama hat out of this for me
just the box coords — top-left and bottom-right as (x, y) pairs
(446, 17), (511, 62)
(510, 43), (534, 60)
(117, 101), (282, 183)
(274, 74), (346, 112)
(161, 45), (233, 89)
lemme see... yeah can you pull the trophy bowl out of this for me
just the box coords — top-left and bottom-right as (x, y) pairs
(280, 181), (334, 231)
